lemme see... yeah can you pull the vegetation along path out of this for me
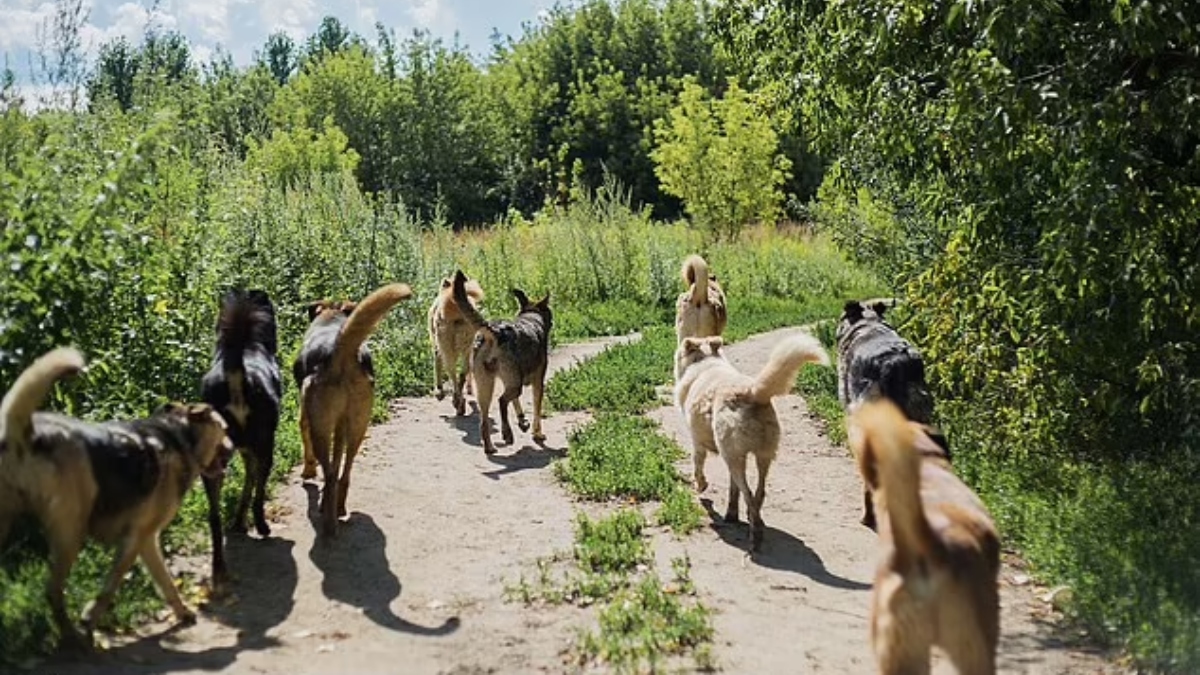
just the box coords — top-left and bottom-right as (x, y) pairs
(45, 330), (1126, 675)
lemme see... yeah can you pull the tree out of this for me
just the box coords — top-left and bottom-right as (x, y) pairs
(652, 79), (790, 240)
(261, 31), (297, 85)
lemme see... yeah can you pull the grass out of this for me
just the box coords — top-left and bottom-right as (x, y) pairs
(554, 414), (685, 503)
(548, 326), (676, 415)
(574, 509), (651, 575)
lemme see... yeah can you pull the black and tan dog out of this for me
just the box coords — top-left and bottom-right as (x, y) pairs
(837, 299), (937, 529)
(675, 254), (727, 343)
(428, 273), (485, 415)
(293, 283), (413, 536)
(0, 347), (232, 648)
(849, 400), (1000, 674)
(451, 270), (552, 455)
(201, 289), (282, 587)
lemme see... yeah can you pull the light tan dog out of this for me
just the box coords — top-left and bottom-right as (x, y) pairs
(293, 283), (413, 536)
(674, 333), (828, 551)
(0, 347), (232, 648)
(428, 273), (484, 415)
(675, 254), (727, 343)
(849, 400), (1000, 675)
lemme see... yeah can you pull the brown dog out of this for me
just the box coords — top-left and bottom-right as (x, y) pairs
(0, 347), (232, 648)
(451, 270), (552, 455)
(674, 333), (828, 551)
(428, 273), (484, 415)
(675, 254), (727, 343)
(293, 283), (413, 535)
(849, 400), (1000, 674)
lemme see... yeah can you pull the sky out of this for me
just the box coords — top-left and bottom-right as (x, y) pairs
(0, 0), (552, 84)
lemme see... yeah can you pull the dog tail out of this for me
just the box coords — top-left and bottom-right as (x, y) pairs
(452, 270), (487, 329)
(878, 352), (934, 424)
(748, 333), (829, 403)
(333, 283), (413, 373)
(1, 347), (86, 454)
(217, 290), (279, 359)
(850, 400), (935, 561)
(682, 255), (710, 307)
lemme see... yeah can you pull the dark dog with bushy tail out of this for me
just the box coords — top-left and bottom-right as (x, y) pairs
(201, 289), (283, 587)
(836, 299), (938, 529)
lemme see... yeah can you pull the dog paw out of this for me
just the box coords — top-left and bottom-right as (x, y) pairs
(532, 432), (547, 443)
(502, 428), (515, 445)
(300, 465), (318, 480)
(694, 476), (708, 493)
(435, 389), (446, 400)
(723, 510), (740, 524)
(228, 520), (249, 535)
(255, 521), (271, 538)
(175, 608), (198, 626)
(483, 443), (497, 456)
(517, 416), (530, 433)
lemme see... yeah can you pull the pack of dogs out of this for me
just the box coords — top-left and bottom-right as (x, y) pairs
(0, 254), (1001, 673)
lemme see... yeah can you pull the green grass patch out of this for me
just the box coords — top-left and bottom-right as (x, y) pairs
(656, 485), (705, 536)
(554, 300), (672, 342)
(547, 326), (676, 414)
(574, 510), (650, 575)
(554, 414), (685, 501)
(576, 556), (715, 674)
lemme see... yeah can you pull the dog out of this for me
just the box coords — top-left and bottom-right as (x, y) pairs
(293, 283), (413, 536)
(674, 333), (828, 551)
(848, 400), (1000, 674)
(428, 273), (485, 415)
(452, 270), (552, 455)
(200, 289), (282, 587)
(837, 299), (937, 529)
(0, 347), (232, 648)
(675, 254), (728, 343)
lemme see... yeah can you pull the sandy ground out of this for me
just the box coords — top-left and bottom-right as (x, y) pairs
(36, 329), (1127, 675)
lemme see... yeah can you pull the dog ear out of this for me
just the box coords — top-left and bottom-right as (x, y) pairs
(842, 300), (865, 322)
(681, 337), (703, 354)
(871, 301), (889, 319)
(341, 301), (357, 316)
(306, 301), (325, 322)
(535, 293), (550, 310)
(707, 336), (725, 352)
(511, 288), (531, 308)
(441, 277), (453, 289)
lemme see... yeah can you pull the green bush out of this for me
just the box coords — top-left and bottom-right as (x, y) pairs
(555, 414), (684, 502)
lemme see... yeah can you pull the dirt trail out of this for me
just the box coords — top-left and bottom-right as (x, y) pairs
(41, 329), (1124, 675)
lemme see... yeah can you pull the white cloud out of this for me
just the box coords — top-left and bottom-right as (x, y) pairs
(409, 0), (454, 33)
(0, 2), (56, 53)
(259, 0), (317, 42)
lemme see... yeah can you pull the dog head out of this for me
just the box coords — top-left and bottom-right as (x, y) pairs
(305, 299), (357, 325)
(674, 335), (723, 381)
(836, 299), (891, 346)
(512, 288), (552, 322)
(159, 402), (233, 479)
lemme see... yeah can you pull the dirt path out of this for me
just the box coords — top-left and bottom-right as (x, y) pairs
(41, 329), (1125, 675)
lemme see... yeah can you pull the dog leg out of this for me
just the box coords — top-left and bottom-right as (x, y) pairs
(202, 474), (229, 588)
(531, 371), (547, 443)
(512, 397), (530, 434)
(453, 363), (468, 416)
(299, 399), (317, 480)
(724, 481), (741, 523)
(46, 524), (88, 647)
(82, 537), (142, 636)
(861, 486), (878, 530)
(499, 388), (521, 445)
(753, 452), (772, 530)
(475, 373), (497, 455)
(338, 403), (372, 519)
(726, 454), (761, 550)
(433, 347), (447, 401)
(693, 445), (709, 493)
(139, 534), (196, 625)
(252, 442), (274, 537)
(872, 605), (934, 675)
(232, 451), (253, 534)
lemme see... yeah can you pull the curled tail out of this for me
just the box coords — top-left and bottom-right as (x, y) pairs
(452, 270), (487, 329)
(682, 255), (710, 306)
(1, 347), (86, 455)
(850, 400), (935, 562)
(333, 283), (413, 374)
(748, 333), (829, 403)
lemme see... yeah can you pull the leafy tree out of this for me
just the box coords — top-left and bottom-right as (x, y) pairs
(246, 117), (360, 190)
(652, 79), (790, 240)
(260, 31), (297, 85)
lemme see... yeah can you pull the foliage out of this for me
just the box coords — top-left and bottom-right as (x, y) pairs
(652, 78), (791, 240)
(573, 509), (650, 575)
(656, 485), (705, 536)
(720, 0), (1200, 667)
(245, 118), (360, 190)
(554, 413), (684, 501)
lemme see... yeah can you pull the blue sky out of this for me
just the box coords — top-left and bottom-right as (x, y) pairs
(1, 0), (552, 82)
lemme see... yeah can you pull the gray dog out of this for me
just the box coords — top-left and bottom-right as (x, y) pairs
(836, 300), (938, 529)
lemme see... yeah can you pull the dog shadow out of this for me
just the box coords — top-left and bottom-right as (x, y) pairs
(303, 484), (460, 637)
(700, 498), (872, 592)
(203, 535), (298, 638)
(481, 443), (567, 480)
(442, 400), (482, 446)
